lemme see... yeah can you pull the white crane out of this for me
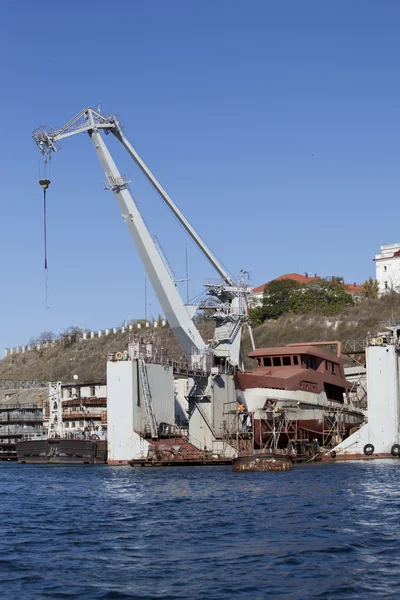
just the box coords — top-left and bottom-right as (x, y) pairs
(33, 108), (254, 370)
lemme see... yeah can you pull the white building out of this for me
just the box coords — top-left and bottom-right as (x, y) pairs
(374, 244), (400, 294)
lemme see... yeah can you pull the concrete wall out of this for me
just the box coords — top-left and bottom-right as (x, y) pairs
(188, 373), (238, 457)
(334, 344), (400, 456)
(375, 243), (400, 294)
(174, 378), (190, 424)
(212, 373), (236, 435)
(4, 321), (169, 357)
(144, 364), (174, 426)
(61, 384), (107, 400)
(107, 361), (144, 463)
(106, 360), (174, 462)
(367, 345), (400, 452)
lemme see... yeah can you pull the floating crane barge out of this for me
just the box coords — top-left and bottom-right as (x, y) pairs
(27, 107), (255, 464)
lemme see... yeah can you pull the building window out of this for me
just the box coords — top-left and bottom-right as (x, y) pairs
(90, 386), (96, 397)
(72, 422), (75, 427)
(384, 266), (387, 272)
(263, 357), (272, 367)
(293, 356), (299, 365)
(79, 421), (84, 427)
(273, 356), (281, 367)
(282, 356), (291, 366)
(385, 281), (388, 289)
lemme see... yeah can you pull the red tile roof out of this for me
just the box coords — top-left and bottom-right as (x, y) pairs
(252, 274), (362, 294)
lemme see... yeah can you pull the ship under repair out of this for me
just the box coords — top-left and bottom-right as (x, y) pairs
(235, 341), (365, 448)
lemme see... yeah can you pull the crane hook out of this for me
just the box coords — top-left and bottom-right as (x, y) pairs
(39, 178), (51, 190)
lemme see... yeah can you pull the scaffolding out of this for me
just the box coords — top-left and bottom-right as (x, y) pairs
(222, 399), (344, 461)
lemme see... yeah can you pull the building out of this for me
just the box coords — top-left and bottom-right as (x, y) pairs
(0, 387), (46, 458)
(374, 244), (400, 295)
(41, 382), (107, 438)
(250, 273), (362, 307)
(60, 383), (107, 437)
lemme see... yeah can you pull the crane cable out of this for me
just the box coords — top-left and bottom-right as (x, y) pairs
(39, 156), (51, 309)
(43, 186), (48, 270)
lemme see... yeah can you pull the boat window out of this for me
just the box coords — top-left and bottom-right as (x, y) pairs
(273, 356), (281, 366)
(293, 356), (299, 365)
(324, 383), (344, 402)
(263, 357), (272, 367)
(282, 356), (291, 366)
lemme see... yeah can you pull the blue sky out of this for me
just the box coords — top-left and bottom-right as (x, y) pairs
(0, 0), (399, 351)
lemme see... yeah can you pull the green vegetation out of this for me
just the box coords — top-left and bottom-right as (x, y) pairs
(249, 277), (355, 326)
(242, 290), (400, 368)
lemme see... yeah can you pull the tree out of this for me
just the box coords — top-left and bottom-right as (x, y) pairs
(248, 306), (267, 327)
(261, 279), (301, 320)
(38, 331), (56, 343)
(360, 277), (379, 300)
(60, 326), (83, 346)
(290, 278), (354, 315)
(248, 275), (355, 326)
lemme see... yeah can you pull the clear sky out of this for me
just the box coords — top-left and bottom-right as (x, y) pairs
(0, 0), (399, 352)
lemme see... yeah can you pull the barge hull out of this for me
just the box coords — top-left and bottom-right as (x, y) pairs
(17, 440), (107, 464)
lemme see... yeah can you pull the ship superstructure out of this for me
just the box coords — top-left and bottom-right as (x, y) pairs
(235, 341), (365, 448)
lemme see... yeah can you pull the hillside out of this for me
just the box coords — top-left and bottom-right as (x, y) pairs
(1, 294), (400, 383)
(0, 321), (215, 383)
(243, 293), (400, 367)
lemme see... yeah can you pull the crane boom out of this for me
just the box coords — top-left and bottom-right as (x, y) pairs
(34, 108), (207, 364)
(111, 123), (235, 286)
(32, 107), (254, 369)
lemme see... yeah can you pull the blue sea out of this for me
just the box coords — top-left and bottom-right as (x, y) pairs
(0, 461), (398, 599)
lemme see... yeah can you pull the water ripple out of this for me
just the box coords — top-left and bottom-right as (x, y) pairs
(0, 461), (399, 598)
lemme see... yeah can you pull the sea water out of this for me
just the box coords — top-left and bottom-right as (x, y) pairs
(0, 461), (398, 599)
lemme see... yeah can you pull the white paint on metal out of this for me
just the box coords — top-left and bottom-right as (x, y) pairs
(334, 339), (400, 456)
(107, 361), (149, 462)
